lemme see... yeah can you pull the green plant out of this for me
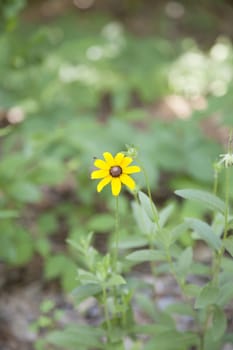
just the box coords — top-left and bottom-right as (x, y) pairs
(0, 9), (232, 298)
(0, 0), (26, 31)
(43, 137), (233, 350)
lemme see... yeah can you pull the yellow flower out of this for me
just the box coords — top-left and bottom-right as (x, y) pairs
(91, 152), (141, 196)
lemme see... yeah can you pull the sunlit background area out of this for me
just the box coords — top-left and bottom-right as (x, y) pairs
(0, 0), (233, 349)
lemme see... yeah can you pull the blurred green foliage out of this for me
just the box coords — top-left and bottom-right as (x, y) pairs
(0, 0), (26, 31)
(0, 7), (232, 289)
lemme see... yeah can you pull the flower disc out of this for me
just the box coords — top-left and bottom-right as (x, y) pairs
(110, 166), (122, 177)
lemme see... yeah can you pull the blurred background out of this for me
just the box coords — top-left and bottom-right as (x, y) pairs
(0, 0), (233, 349)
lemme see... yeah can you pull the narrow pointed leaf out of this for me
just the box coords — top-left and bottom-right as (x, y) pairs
(126, 249), (166, 262)
(107, 275), (126, 287)
(216, 281), (233, 306)
(46, 325), (104, 349)
(138, 191), (159, 222)
(132, 201), (155, 235)
(144, 331), (199, 350)
(185, 218), (222, 251)
(223, 237), (233, 257)
(72, 284), (102, 304)
(195, 283), (219, 309)
(159, 203), (175, 227)
(175, 189), (225, 214)
(209, 306), (227, 341)
(170, 222), (189, 244)
(176, 247), (193, 277)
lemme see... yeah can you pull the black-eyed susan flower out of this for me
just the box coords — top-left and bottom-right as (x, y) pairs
(91, 152), (141, 196)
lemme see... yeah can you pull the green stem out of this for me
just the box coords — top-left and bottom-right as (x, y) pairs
(212, 130), (232, 283)
(212, 162), (220, 281)
(166, 248), (185, 292)
(213, 164), (230, 285)
(148, 236), (157, 276)
(102, 285), (111, 338)
(112, 197), (126, 335)
(213, 167), (219, 196)
(200, 306), (212, 350)
(223, 167), (230, 242)
(113, 196), (119, 273)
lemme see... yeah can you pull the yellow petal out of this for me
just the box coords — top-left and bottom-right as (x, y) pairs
(111, 177), (121, 196)
(121, 156), (133, 169)
(103, 152), (114, 166)
(113, 152), (124, 165)
(94, 159), (108, 170)
(120, 174), (136, 190)
(97, 176), (112, 192)
(91, 169), (108, 179)
(124, 165), (141, 174)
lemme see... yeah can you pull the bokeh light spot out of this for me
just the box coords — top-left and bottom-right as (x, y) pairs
(73, 0), (95, 10)
(165, 1), (185, 19)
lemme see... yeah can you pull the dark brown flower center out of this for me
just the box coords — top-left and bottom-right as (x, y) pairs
(110, 166), (122, 177)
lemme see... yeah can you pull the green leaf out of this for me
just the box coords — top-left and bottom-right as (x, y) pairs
(106, 342), (125, 350)
(144, 331), (199, 350)
(165, 302), (195, 317)
(212, 213), (224, 237)
(35, 238), (50, 257)
(195, 283), (219, 309)
(0, 210), (18, 219)
(88, 213), (114, 232)
(228, 215), (233, 229)
(216, 281), (233, 306)
(175, 189), (225, 214)
(184, 284), (201, 297)
(132, 201), (155, 235)
(221, 256), (233, 272)
(118, 236), (148, 249)
(72, 284), (102, 304)
(185, 218), (222, 251)
(169, 222), (189, 244)
(209, 306), (227, 341)
(40, 300), (55, 313)
(159, 203), (175, 227)
(106, 274), (126, 287)
(45, 254), (77, 290)
(203, 331), (221, 350)
(126, 249), (166, 263)
(176, 247), (193, 277)
(134, 294), (160, 322)
(9, 182), (41, 203)
(38, 213), (58, 235)
(37, 315), (52, 328)
(34, 159), (66, 185)
(46, 325), (104, 349)
(224, 332), (233, 343)
(11, 228), (34, 265)
(61, 259), (77, 292)
(134, 322), (175, 336)
(134, 305), (175, 331)
(156, 228), (177, 249)
(189, 262), (211, 276)
(45, 254), (68, 279)
(138, 191), (159, 222)
(77, 269), (99, 285)
(223, 237), (233, 257)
